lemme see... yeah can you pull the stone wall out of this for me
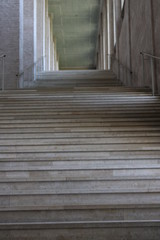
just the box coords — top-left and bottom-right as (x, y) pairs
(0, 0), (19, 89)
(115, 0), (160, 93)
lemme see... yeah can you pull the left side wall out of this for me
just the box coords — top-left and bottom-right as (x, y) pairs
(0, 0), (59, 90)
(0, 0), (19, 89)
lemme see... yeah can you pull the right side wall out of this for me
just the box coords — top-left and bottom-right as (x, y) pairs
(115, 0), (160, 94)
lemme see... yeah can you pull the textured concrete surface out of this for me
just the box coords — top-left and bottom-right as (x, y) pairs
(0, 73), (159, 239)
(152, 0), (160, 93)
(0, 0), (19, 89)
(115, 0), (160, 94)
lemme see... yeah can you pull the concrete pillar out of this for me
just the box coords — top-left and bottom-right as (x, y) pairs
(49, 14), (53, 71)
(42, 0), (46, 70)
(53, 39), (56, 70)
(115, 0), (121, 79)
(53, 40), (59, 71)
(108, 0), (114, 69)
(37, 0), (44, 61)
(45, 0), (50, 71)
(100, 16), (104, 70)
(98, 35), (101, 70)
(56, 55), (59, 71)
(23, 0), (35, 85)
(103, 0), (108, 70)
(19, 0), (24, 88)
(33, 0), (37, 80)
(52, 41), (55, 70)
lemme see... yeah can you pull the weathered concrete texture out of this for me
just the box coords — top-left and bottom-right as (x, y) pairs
(23, 0), (34, 72)
(115, 0), (160, 93)
(0, 74), (159, 239)
(118, 0), (131, 85)
(152, 0), (160, 93)
(130, 0), (153, 88)
(0, 0), (19, 89)
(37, 0), (44, 61)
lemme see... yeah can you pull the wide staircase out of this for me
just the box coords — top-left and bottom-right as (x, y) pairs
(0, 70), (160, 239)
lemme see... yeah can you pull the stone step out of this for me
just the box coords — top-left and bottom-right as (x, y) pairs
(1, 109), (160, 115)
(0, 73), (159, 240)
(0, 205), (160, 223)
(1, 105), (160, 110)
(0, 136), (159, 145)
(0, 191), (160, 208)
(2, 187), (160, 196)
(35, 81), (121, 85)
(0, 114), (160, 120)
(0, 117), (160, 123)
(1, 132), (160, 140)
(35, 84), (123, 88)
(0, 179), (160, 193)
(36, 79), (119, 82)
(0, 126), (160, 134)
(0, 163), (160, 172)
(0, 122), (160, 128)
(0, 95), (155, 101)
(0, 95), (156, 101)
(0, 160), (159, 169)
(1, 168), (160, 180)
(1, 106), (160, 115)
(0, 143), (160, 152)
(36, 69), (116, 78)
(0, 221), (159, 240)
(0, 150), (159, 160)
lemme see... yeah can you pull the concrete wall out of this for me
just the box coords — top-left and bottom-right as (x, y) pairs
(0, 0), (59, 89)
(152, 0), (160, 93)
(37, 0), (44, 61)
(22, 0), (35, 87)
(0, 0), (19, 89)
(115, 0), (160, 93)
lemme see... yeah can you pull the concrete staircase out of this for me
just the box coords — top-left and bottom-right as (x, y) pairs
(0, 70), (160, 239)
(35, 70), (121, 88)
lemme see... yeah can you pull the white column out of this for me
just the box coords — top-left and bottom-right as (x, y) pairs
(52, 41), (55, 70)
(108, 0), (114, 69)
(47, 16), (51, 70)
(115, 0), (121, 79)
(19, 0), (24, 88)
(43, 0), (46, 70)
(49, 14), (53, 71)
(113, 0), (116, 46)
(34, 0), (37, 80)
(45, 0), (49, 70)
(102, 0), (108, 70)
(100, 32), (103, 69)
(98, 35), (101, 70)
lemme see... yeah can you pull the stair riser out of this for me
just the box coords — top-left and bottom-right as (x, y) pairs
(0, 193), (160, 208)
(1, 208), (160, 223)
(1, 227), (159, 240)
(1, 137), (160, 145)
(0, 72), (159, 238)
(0, 122), (160, 128)
(0, 159), (160, 168)
(0, 127), (160, 134)
(0, 143), (160, 152)
(1, 168), (160, 178)
(1, 132), (160, 140)
(0, 151), (159, 160)
(0, 180), (160, 193)
(0, 226), (160, 240)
